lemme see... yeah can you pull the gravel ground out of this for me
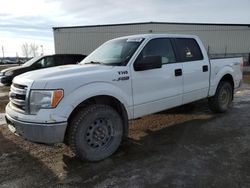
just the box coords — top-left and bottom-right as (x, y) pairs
(0, 80), (250, 187)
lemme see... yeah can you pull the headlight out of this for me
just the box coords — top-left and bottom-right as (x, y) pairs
(29, 90), (63, 114)
(5, 71), (13, 76)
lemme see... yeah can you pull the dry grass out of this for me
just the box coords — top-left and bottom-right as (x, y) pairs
(243, 74), (250, 84)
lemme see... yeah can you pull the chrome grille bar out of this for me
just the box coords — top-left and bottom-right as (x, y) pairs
(9, 83), (27, 112)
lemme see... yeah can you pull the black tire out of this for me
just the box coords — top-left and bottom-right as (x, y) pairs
(67, 104), (123, 161)
(208, 81), (233, 113)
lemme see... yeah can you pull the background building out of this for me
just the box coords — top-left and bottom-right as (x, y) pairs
(53, 22), (250, 64)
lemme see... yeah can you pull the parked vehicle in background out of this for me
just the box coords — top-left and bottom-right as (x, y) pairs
(2, 59), (16, 64)
(0, 54), (86, 85)
(0, 57), (31, 65)
(5, 34), (243, 162)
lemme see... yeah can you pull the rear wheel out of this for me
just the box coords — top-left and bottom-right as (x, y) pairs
(208, 81), (233, 113)
(67, 104), (123, 161)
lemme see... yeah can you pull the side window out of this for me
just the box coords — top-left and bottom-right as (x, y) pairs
(35, 57), (55, 68)
(62, 56), (82, 65)
(43, 57), (55, 67)
(34, 58), (45, 68)
(175, 38), (203, 62)
(136, 38), (176, 64)
(74, 55), (86, 63)
(61, 56), (71, 65)
(55, 56), (64, 65)
(75, 55), (86, 63)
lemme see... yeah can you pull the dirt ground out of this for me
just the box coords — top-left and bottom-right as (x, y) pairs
(0, 77), (250, 187)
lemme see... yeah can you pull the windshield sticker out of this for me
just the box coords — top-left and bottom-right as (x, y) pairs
(127, 38), (144, 42)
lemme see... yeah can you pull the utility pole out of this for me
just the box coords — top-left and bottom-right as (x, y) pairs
(16, 52), (20, 65)
(40, 45), (44, 55)
(1, 46), (4, 63)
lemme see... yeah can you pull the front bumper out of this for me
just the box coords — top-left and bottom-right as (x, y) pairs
(5, 113), (67, 144)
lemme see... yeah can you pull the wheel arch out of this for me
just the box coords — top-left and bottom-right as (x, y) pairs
(65, 95), (129, 143)
(220, 74), (234, 88)
(217, 74), (234, 99)
(209, 68), (235, 97)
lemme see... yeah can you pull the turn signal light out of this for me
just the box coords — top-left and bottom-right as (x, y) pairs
(51, 90), (63, 108)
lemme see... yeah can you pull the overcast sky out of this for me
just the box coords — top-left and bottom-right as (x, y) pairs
(1, 0), (250, 57)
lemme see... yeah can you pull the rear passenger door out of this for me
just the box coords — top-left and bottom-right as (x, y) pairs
(174, 38), (209, 104)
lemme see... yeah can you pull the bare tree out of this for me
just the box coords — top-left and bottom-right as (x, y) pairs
(29, 43), (39, 57)
(21, 43), (29, 58)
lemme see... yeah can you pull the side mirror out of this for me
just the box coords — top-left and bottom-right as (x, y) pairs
(134, 55), (162, 71)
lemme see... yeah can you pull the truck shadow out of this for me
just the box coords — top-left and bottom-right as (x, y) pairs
(1, 108), (244, 188)
(158, 99), (211, 115)
(0, 103), (243, 187)
(61, 115), (232, 187)
(0, 130), (59, 187)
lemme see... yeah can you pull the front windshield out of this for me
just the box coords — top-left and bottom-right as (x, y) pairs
(22, 56), (42, 67)
(81, 38), (144, 66)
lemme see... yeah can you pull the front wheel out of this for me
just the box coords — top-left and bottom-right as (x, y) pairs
(208, 81), (233, 113)
(67, 104), (123, 161)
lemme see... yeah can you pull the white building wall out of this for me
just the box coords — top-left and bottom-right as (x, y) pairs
(53, 23), (250, 58)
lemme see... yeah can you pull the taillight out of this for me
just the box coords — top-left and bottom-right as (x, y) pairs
(240, 60), (244, 73)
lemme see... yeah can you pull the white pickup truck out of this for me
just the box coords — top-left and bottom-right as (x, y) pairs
(5, 34), (243, 161)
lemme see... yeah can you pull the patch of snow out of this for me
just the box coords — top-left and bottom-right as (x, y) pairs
(0, 113), (6, 125)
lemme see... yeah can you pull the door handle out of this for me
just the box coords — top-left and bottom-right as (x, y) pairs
(175, 69), (182, 76)
(203, 65), (208, 72)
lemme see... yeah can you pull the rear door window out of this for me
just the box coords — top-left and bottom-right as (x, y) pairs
(62, 56), (77, 65)
(75, 55), (86, 63)
(54, 56), (64, 65)
(175, 38), (203, 62)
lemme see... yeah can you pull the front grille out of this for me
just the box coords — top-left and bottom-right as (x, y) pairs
(9, 83), (28, 112)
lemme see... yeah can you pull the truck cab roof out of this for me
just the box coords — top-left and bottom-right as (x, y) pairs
(115, 33), (200, 41)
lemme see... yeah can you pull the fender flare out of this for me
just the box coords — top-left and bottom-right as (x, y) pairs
(209, 66), (234, 96)
(57, 81), (133, 120)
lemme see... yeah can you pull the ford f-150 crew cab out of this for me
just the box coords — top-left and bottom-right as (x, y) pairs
(5, 34), (243, 161)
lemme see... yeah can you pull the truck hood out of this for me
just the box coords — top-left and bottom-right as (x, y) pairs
(16, 64), (114, 81)
(13, 64), (129, 93)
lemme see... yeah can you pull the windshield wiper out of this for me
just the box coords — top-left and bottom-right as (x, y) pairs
(84, 61), (121, 66)
(84, 61), (103, 65)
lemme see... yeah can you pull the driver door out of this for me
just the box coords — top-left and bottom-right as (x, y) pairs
(131, 38), (183, 118)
